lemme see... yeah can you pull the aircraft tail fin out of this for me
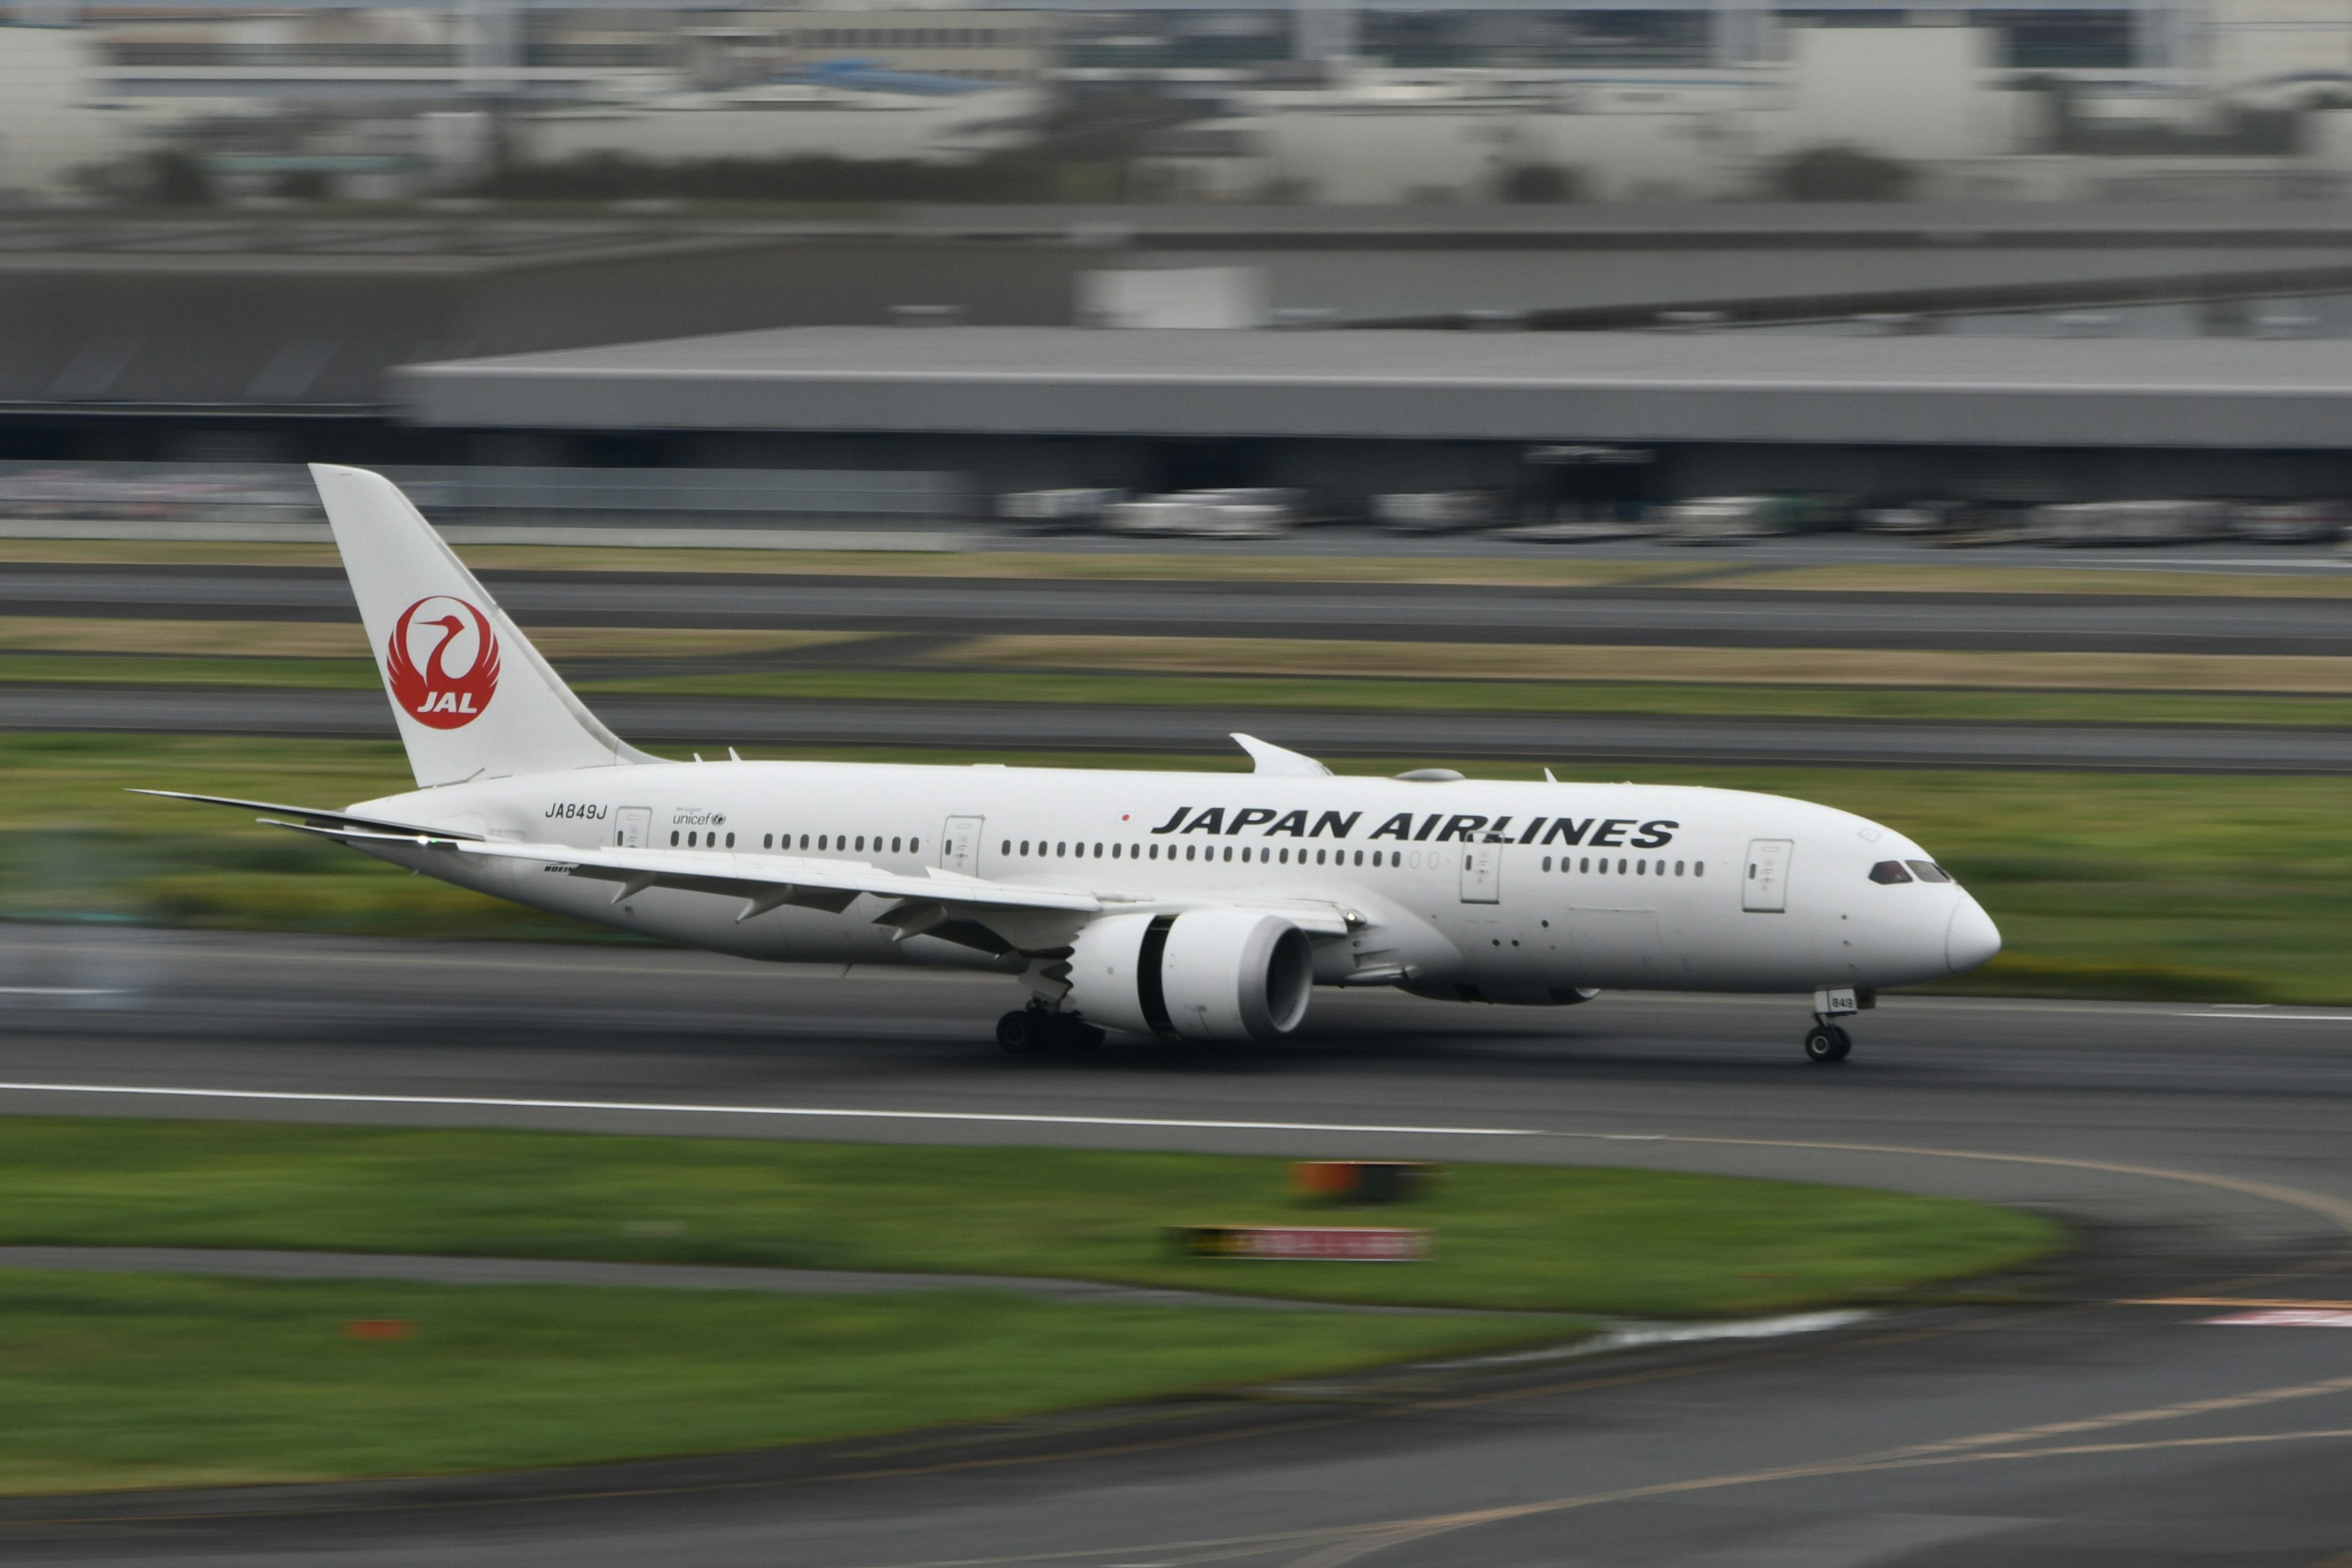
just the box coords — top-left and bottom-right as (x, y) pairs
(310, 464), (654, 787)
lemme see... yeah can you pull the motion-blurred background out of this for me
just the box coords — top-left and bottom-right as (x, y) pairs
(17, 0), (2352, 519)
(4, 0), (2352, 1007)
(12, 5), (2352, 1549)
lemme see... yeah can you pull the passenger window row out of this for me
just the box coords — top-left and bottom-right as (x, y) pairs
(1542, 855), (1699, 878)
(998, 840), (1405, 868)
(666, 830), (921, 856)
(652, 832), (1715, 883)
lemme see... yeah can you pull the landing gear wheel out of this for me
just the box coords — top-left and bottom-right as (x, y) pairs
(996, 1009), (1045, 1055)
(1804, 1023), (1853, 1065)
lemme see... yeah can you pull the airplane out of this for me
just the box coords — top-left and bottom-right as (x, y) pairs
(141, 465), (2001, 1064)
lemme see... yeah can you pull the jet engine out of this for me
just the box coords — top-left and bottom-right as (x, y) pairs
(1064, 909), (1313, 1041)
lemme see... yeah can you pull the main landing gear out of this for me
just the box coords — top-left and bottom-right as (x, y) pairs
(997, 1003), (1106, 1057)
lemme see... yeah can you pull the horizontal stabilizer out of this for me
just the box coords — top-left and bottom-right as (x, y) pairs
(129, 790), (484, 841)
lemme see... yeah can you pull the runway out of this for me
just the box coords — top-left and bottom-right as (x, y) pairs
(6, 924), (2352, 1566)
(6, 682), (2345, 772)
(11, 562), (2352, 655)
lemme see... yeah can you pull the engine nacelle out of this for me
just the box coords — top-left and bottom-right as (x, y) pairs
(1065, 909), (1314, 1041)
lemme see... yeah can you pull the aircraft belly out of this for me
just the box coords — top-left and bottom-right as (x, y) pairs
(1564, 906), (1671, 989)
(627, 894), (899, 964)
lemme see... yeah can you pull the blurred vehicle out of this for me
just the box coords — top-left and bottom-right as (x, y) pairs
(1370, 491), (1507, 533)
(1659, 494), (1831, 545)
(0, 467), (94, 519)
(1494, 501), (1661, 544)
(2030, 500), (2233, 548)
(0, 464), (317, 524)
(1918, 503), (2041, 549)
(1101, 489), (1298, 540)
(2233, 501), (2345, 545)
(1857, 499), (1978, 536)
(997, 488), (1125, 532)
(1525, 445), (1654, 469)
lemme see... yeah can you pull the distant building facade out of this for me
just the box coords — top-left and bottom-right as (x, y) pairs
(764, 9), (1057, 86)
(0, 23), (135, 196)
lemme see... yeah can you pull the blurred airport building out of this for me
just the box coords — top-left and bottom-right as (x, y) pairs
(10, 0), (2352, 203)
(13, 0), (2352, 526)
(11, 202), (2352, 514)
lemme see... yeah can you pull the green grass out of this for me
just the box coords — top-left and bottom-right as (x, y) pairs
(0, 1122), (2058, 1493)
(1761, 767), (2352, 1004)
(0, 1271), (1545, 1494)
(7, 731), (2348, 1001)
(0, 1120), (2060, 1317)
(0, 734), (628, 942)
(9, 738), (2342, 1006)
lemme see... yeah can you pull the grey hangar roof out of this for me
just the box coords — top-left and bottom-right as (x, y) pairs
(392, 328), (2352, 450)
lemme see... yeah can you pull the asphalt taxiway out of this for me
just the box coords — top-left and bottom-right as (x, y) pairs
(10, 563), (2352, 655)
(11, 559), (2351, 772)
(4, 925), (2351, 1566)
(4, 685), (2345, 772)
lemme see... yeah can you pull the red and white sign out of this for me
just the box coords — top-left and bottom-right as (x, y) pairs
(387, 595), (500, 729)
(1177, 1225), (1430, 1261)
(2204, 1308), (2352, 1328)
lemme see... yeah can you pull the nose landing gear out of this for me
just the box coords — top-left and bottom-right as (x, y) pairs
(1803, 986), (1866, 1065)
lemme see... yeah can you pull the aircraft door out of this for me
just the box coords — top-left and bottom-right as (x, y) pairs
(1743, 839), (1792, 913)
(614, 807), (652, 848)
(1459, 842), (1501, 904)
(941, 815), (986, 876)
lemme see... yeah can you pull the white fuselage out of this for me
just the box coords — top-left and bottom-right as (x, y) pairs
(352, 760), (1997, 1000)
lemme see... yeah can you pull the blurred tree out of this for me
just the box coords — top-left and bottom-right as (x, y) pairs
(1769, 144), (1915, 202)
(1497, 162), (1580, 203)
(1032, 91), (1198, 164)
(466, 88), (1205, 206)
(467, 151), (1058, 203)
(148, 151), (214, 206)
(2005, 74), (2305, 156)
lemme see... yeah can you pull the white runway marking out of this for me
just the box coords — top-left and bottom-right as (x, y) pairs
(2179, 1008), (2352, 1023)
(0, 987), (121, 997)
(1430, 1310), (1875, 1370)
(0, 1081), (1539, 1140)
(2205, 1310), (2352, 1328)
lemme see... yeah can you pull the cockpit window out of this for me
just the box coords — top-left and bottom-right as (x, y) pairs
(1868, 860), (1913, 884)
(1907, 861), (1953, 883)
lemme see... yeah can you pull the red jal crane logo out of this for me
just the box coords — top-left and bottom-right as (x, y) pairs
(386, 596), (500, 729)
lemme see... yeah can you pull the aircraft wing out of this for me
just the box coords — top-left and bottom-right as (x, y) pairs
(268, 821), (1102, 921)
(258, 817), (1359, 954)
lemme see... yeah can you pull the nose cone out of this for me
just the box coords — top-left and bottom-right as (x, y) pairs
(1944, 895), (2002, 974)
